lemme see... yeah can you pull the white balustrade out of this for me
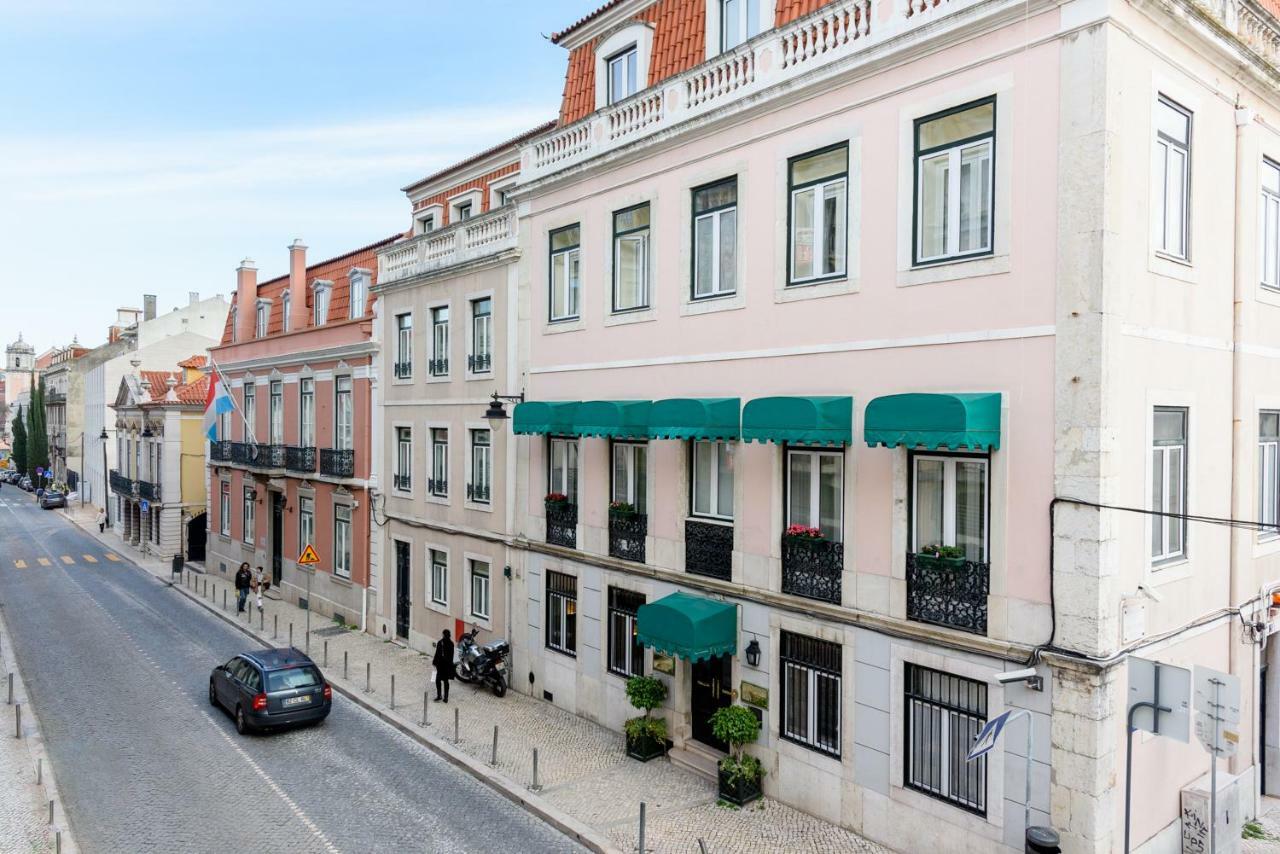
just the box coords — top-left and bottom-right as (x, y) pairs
(780, 0), (870, 67)
(607, 91), (665, 141)
(686, 48), (756, 108)
(376, 208), (517, 285)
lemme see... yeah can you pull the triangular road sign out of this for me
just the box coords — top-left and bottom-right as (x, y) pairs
(297, 544), (320, 565)
(967, 709), (1014, 762)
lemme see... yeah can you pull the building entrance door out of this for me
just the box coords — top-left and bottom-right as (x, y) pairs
(270, 492), (283, 586)
(691, 654), (732, 752)
(394, 541), (411, 639)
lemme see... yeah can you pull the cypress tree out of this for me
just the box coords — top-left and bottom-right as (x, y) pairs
(27, 379), (48, 477)
(11, 406), (26, 476)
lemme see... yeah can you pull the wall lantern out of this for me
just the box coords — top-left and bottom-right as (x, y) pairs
(745, 638), (761, 668)
(484, 391), (526, 430)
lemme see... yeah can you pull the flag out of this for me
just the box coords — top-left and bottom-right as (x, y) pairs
(203, 369), (234, 441)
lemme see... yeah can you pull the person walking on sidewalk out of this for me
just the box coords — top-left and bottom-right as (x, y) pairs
(96, 509), (106, 533)
(432, 629), (456, 703)
(235, 563), (252, 613)
(255, 565), (270, 597)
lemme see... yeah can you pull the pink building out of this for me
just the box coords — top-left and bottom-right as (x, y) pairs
(206, 237), (396, 628)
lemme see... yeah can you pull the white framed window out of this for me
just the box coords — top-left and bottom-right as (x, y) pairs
(431, 428), (448, 497)
(786, 447), (842, 541)
(219, 409), (231, 443)
(219, 482), (230, 536)
(281, 292), (291, 333)
(911, 453), (989, 562)
(431, 306), (449, 376)
(789, 145), (848, 284)
(334, 376), (353, 450)
(613, 204), (650, 312)
(395, 426), (412, 492)
(915, 98), (995, 265)
(780, 631), (842, 758)
(255, 301), (269, 338)
(334, 504), (351, 578)
(298, 495), (314, 552)
(242, 486), (255, 544)
(693, 177), (737, 299)
(242, 384), (256, 442)
(611, 442), (647, 509)
(1261, 160), (1280, 290)
(299, 378), (315, 447)
(1260, 411), (1279, 539)
(607, 587), (645, 677)
(470, 297), (492, 373)
(349, 271), (367, 319)
(469, 429), (491, 504)
(454, 200), (472, 222)
(546, 570), (577, 656)
(269, 380), (283, 444)
(313, 284), (331, 326)
(430, 549), (448, 606)
(692, 441), (734, 520)
(550, 225), (581, 321)
(395, 313), (413, 379)
(417, 212), (436, 234)
(1152, 406), (1188, 563)
(469, 560), (490, 620)
(1153, 96), (1192, 261)
(607, 45), (638, 104)
(720, 0), (761, 51)
(549, 437), (578, 502)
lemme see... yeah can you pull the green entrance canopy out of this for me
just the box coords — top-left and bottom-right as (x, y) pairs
(863, 392), (1002, 451)
(512, 401), (579, 435)
(741, 396), (852, 446)
(636, 592), (737, 662)
(573, 400), (652, 439)
(648, 398), (741, 441)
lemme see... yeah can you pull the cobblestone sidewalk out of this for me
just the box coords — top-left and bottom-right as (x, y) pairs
(64, 505), (890, 854)
(1244, 797), (1280, 852)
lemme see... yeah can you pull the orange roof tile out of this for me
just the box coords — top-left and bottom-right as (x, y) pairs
(176, 355), (207, 368)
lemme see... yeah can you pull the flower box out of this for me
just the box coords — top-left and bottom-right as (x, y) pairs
(717, 764), (763, 806)
(625, 731), (666, 762)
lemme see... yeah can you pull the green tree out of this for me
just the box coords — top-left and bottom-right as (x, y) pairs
(27, 379), (48, 477)
(10, 406), (26, 476)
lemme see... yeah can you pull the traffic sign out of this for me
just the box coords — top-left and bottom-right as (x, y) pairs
(139, 499), (150, 513)
(35, 467), (43, 476)
(967, 709), (1014, 761)
(1193, 665), (1241, 757)
(1128, 657), (1190, 742)
(297, 544), (320, 565)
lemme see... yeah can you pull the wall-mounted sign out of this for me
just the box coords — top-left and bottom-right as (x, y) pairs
(652, 653), (675, 675)
(740, 681), (769, 709)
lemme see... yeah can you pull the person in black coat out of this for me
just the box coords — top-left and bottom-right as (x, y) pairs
(432, 629), (456, 702)
(234, 563), (252, 613)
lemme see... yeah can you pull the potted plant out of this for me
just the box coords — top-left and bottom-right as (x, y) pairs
(916, 544), (967, 570)
(710, 705), (764, 805)
(623, 675), (668, 761)
(544, 491), (570, 505)
(609, 500), (637, 517)
(783, 524), (824, 547)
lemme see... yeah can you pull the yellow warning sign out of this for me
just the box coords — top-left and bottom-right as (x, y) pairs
(297, 544), (320, 566)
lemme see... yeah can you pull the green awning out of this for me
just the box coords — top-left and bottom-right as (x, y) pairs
(648, 398), (741, 441)
(864, 392), (1002, 451)
(512, 401), (579, 435)
(574, 400), (651, 439)
(741, 396), (852, 446)
(636, 592), (737, 662)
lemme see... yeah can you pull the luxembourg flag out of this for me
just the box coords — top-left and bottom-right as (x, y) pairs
(203, 368), (234, 441)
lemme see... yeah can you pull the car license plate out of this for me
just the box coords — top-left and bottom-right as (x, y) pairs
(283, 695), (311, 707)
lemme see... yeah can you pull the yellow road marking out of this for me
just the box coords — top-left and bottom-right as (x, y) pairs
(13, 560), (26, 569)
(82, 555), (98, 564)
(104, 553), (120, 562)
(36, 558), (51, 567)
(60, 555), (74, 565)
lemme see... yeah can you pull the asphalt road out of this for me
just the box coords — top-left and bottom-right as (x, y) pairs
(0, 488), (581, 854)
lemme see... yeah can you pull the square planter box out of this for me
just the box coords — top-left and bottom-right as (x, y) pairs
(717, 765), (762, 806)
(625, 731), (665, 762)
(914, 553), (967, 571)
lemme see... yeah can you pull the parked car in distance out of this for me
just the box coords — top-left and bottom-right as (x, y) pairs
(209, 648), (332, 734)
(20, 477), (33, 491)
(39, 490), (66, 509)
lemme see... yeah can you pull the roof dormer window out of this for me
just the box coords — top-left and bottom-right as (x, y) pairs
(607, 46), (638, 104)
(718, 0), (764, 52)
(312, 280), (332, 326)
(349, 269), (370, 320)
(594, 22), (653, 110)
(255, 299), (271, 338)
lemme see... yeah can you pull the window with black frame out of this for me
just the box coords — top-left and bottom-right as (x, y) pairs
(430, 428), (448, 497)
(1152, 406), (1188, 563)
(779, 631), (841, 757)
(911, 451), (988, 561)
(692, 178), (737, 299)
(394, 427), (412, 492)
(549, 225), (581, 322)
(904, 663), (987, 815)
(546, 571), (577, 656)
(1261, 411), (1279, 539)
(395, 313), (413, 379)
(788, 144), (847, 285)
(613, 204), (651, 312)
(914, 97), (995, 265)
(607, 588), (645, 677)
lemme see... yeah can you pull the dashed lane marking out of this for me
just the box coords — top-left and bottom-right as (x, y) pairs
(13, 560), (26, 569)
(82, 555), (98, 563)
(60, 555), (75, 565)
(36, 558), (51, 567)
(104, 554), (120, 562)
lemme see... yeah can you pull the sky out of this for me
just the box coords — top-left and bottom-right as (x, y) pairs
(0, 0), (589, 357)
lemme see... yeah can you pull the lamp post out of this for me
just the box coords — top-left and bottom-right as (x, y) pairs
(483, 391), (526, 430)
(100, 427), (111, 529)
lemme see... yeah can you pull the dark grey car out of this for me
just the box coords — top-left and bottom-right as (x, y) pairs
(39, 490), (66, 509)
(209, 648), (332, 734)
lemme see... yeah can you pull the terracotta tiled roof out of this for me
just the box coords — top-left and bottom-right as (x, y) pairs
(410, 161), (520, 227)
(136, 369), (208, 406)
(401, 122), (556, 194)
(176, 355), (207, 368)
(551, 0), (629, 43)
(174, 375), (209, 405)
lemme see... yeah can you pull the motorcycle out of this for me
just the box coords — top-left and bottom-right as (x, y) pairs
(454, 626), (509, 697)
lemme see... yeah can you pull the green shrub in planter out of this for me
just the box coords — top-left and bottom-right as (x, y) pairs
(624, 675), (668, 762)
(916, 544), (967, 570)
(710, 705), (764, 805)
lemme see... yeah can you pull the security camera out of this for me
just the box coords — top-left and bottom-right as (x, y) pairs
(993, 667), (1043, 690)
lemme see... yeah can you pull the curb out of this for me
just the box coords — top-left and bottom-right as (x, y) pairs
(57, 510), (619, 854)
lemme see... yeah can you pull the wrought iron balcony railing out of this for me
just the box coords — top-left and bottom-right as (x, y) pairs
(109, 469), (134, 495)
(467, 353), (492, 373)
(251, 444), (286, 469)
(319, 448), (355, 478)
(393, 360), (413, 379)
(229, 442), (254, 466)
(609, 511), (647, 563)
(781, 536), (843, 604)
(466, 483), (490, 503)
(210, 440), (234, 462)
(285, 445), (316, 474)
(685, 519), (733, 581)
(906, 552), (989, 635)
(429, 358), (449, 377)
(393, 473), (411, 492)
(545, 500), (578, 549)
(137, 480), (161, 503)
(428, 478), (447, 497)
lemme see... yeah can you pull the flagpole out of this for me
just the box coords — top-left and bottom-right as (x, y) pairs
(207, 352), (258, 445)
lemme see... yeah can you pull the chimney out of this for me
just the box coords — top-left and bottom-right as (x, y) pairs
(235, 258), (258, 341)
(189, 291), (200, 306)
(288, 240), (308, 331)
(143, 294), (157, 321)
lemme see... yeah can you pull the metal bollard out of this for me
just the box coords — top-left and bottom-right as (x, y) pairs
(56, 830), (61, 854)
(223, 589), (227, 610)
(273, 615), (278, 640)
(390, 674), (396, 710)
(365, 662), (371, 693)
(491, 725), (499, 766)
(259, 608), (264, 631)
(14, 703), (20, 739)
(324, 641), (328, 667)
(47, 799), (52, 825)
(36, 758), (41, 785)
(344, 651), (349, 680)
(420, 691), (430, 727)
(531, 748), (541, 790)
(639, 802), (646, 854)
(289, 623), (293, 648)
(698, 839), (708, 854)
(454, 706), (460, 744)
(7, 672), (11, 704)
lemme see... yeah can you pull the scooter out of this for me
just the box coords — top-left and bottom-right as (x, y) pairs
(454, 626), (509, 697)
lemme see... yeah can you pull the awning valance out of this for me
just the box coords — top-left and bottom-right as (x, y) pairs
(573, 400), (651, 439)
(636, 592), (737, 662)
(741, 396), (852, 446)
(648, 398), (741, 441)
(863, 392), (1002, 451)
(512, 401), (579, 435)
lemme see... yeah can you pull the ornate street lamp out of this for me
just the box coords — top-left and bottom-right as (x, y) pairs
(484, 391), (526, 430)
